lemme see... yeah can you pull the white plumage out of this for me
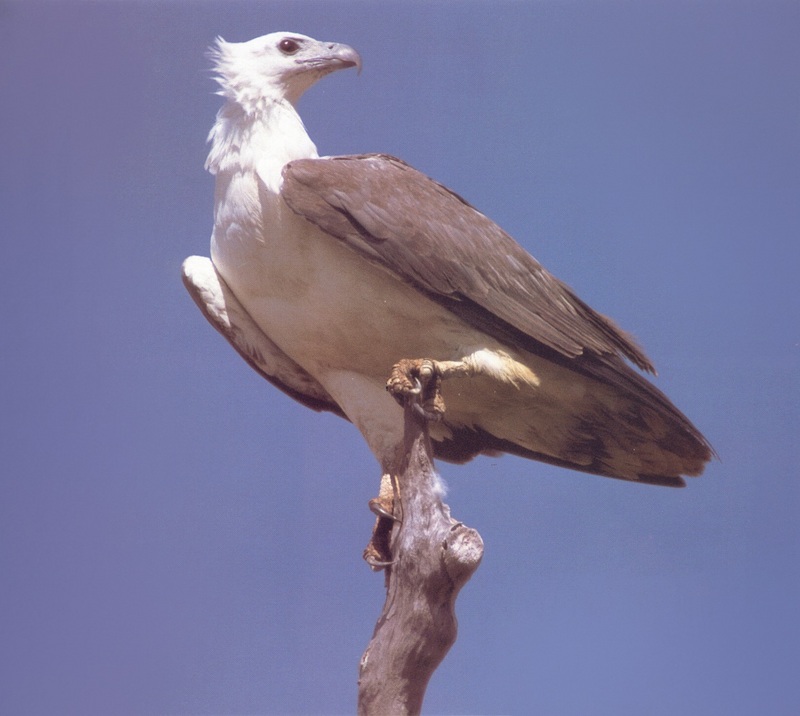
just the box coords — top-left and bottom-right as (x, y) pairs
(183, 32), (713, 485)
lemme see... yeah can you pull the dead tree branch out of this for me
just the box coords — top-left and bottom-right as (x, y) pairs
(358, 405), (484, 715)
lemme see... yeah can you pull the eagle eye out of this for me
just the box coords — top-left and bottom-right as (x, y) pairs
(278, 38), (300, 55)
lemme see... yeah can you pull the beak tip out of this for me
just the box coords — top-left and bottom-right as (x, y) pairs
(346, 47), (363, 76)
(332, 41), (361, 75)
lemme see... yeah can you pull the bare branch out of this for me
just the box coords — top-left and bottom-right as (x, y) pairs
(358, 406), (484, 715)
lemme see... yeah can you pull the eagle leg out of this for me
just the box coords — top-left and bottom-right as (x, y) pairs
(363, 473), (401, 571)
(370, 472), (401, 520)
(363, 519), (394, 570)
(387, 357), (475, 420)
(386, 358), (446, 421)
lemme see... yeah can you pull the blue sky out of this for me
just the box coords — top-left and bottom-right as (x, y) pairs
(1, 1), (798, 714)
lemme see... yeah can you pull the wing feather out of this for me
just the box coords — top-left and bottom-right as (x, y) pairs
(282, 154), (654, 371)
(182, 256), (346, 417)
(281, 154), (714, 477)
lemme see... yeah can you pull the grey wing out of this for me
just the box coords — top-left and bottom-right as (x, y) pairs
(182, 256), (346, 418)
(281, 154), (654, 372)
(281, 155), (714, 475)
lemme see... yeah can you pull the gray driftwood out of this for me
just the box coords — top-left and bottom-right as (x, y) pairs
(357, 404), (484, 715)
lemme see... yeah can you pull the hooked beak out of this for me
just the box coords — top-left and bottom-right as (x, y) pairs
(299, 41), (362, 76)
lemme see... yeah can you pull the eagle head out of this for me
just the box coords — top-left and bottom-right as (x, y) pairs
(210, 32), (361, 111)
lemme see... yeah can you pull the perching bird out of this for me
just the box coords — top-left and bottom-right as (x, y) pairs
(183, 32), (713, 488)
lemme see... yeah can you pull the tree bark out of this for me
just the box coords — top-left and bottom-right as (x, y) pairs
(357, 405), (484, 715)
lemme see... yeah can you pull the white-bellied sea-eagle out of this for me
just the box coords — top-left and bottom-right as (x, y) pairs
(182, 32), (713, 487)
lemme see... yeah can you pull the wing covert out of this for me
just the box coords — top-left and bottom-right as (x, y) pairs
(281, 154), (654, 372)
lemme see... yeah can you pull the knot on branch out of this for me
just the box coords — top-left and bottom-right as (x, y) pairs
(442, 524), (484, 588)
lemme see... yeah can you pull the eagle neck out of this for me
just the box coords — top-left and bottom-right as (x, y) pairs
(206, 97), (318, 193)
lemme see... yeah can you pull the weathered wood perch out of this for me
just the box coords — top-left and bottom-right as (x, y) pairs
(358, 403), (484, 715)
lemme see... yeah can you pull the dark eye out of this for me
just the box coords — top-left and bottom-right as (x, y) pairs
(278, 38), (300, 55)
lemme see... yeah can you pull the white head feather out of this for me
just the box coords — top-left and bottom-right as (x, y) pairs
(205, 32), (360, 181)
(209, 32), (361, 112)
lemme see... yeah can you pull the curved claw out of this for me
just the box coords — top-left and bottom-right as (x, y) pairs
(368, 498), (401, 522)
(364, 556), (396, 571)
(386, 358), (446, 422)
(406, 377), (422, 396)
(412, 402), (443, 422)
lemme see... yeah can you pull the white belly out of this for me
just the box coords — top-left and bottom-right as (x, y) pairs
(208, 171), (596, 473)
(210, 180), (495, 463)
(214, 210), (472, 376)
